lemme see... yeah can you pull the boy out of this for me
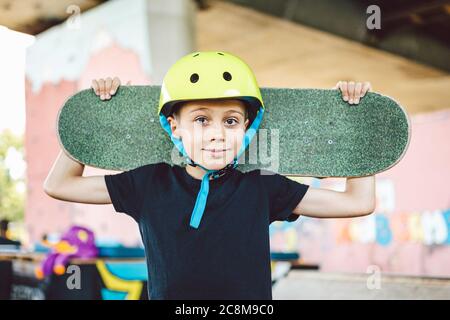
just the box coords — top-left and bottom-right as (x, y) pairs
(44, 51), (375, 299)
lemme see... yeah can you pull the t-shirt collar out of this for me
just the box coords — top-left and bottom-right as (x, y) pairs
(176, 165), (236, 191)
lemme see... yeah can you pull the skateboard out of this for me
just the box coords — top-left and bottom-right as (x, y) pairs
(57, 85), (410, 177)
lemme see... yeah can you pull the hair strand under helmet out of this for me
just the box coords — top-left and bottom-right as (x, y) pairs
(158, 51), (265, 229)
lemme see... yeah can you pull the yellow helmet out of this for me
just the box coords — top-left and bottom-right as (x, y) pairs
(158, 51), (264, 121)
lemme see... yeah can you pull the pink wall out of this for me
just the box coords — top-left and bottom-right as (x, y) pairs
(271, 110), (450, 277)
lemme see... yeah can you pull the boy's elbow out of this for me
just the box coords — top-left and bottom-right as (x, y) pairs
(43, 181), (60, 199)
(367, 197), (377, 214)
(43, 182), (55, 197)
(357, 199), (376, 217)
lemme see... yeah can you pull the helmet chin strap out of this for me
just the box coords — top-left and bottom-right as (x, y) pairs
(186, 157), (237, 179)
(159, 106), (264, 229)
(184, 157), (238, 228)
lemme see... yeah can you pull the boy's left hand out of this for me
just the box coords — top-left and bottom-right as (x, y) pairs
(333, 81), (371, 105)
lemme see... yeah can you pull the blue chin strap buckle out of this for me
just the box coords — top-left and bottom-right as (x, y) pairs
(159, 106), (264, 229)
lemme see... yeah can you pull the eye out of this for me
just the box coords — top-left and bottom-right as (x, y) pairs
(225, 118), (238, 126)
(194, 116), (208, 125)
(190, 73), (199, 83)
(223, 72), (232, 81)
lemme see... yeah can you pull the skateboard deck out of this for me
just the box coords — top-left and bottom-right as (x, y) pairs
(57, 85), (410, 177)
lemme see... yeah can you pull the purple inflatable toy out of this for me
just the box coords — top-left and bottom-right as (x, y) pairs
(35, 226), (98, 279)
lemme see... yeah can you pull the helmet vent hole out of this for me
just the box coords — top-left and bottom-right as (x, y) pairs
(193, 53), (200, 57)
(223, 72), (232, 81)
(217, 52), (224, 56)
(190, 73), (199, 83)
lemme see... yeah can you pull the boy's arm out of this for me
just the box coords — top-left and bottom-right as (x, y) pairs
(294, 81), (376, 218)
(293, 175), (376, 218)
(44, 76), (122, 204)
(43, 150), (112, 204)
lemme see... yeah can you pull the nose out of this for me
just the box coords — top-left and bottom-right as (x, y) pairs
(205, 121), (225, 142)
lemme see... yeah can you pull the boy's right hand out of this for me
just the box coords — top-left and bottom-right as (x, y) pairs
(91, 77), (121, 100)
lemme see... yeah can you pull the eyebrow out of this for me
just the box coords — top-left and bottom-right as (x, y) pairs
(189, 108), (244, 116)
(189, 107), (210, 114)
(225, 110), (245, 116)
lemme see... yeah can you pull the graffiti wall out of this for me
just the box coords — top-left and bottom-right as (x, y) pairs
(270, 109), (450, 277)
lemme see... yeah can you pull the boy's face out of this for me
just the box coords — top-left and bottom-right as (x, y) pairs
(167, 99), (250, 170)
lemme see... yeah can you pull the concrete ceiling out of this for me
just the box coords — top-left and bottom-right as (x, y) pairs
(0, 0), (105, 34)
(1, 0), (448, 71)
(226, 0), (450, 71)
(0, 0), (211, 35)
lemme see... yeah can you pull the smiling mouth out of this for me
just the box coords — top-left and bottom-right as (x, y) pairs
(202, 148), (230, 153)
(202, 148), (231, 156)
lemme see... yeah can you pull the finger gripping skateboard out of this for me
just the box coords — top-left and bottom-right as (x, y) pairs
(57, 85), (410, 177)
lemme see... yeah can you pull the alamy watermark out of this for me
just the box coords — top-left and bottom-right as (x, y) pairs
(66, 5), (81, 30)
(366, 265), (382, 290)
(366, 5), (381, 30)
(169, 128), (281, 174)
(66, 265), (81, 290)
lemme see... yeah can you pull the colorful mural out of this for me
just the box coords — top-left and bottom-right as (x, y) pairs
(270, 109), (450, 277)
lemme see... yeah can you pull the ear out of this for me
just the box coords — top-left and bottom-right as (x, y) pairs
(244, 118), (250, 130)
(167, 116), (181, 139)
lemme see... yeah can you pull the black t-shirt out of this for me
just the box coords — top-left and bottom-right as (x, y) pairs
(104, 162), (309, 300)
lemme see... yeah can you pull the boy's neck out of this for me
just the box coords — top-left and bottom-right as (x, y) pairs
(185, 164), (230, 181)
(185, 164), (211, 181)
